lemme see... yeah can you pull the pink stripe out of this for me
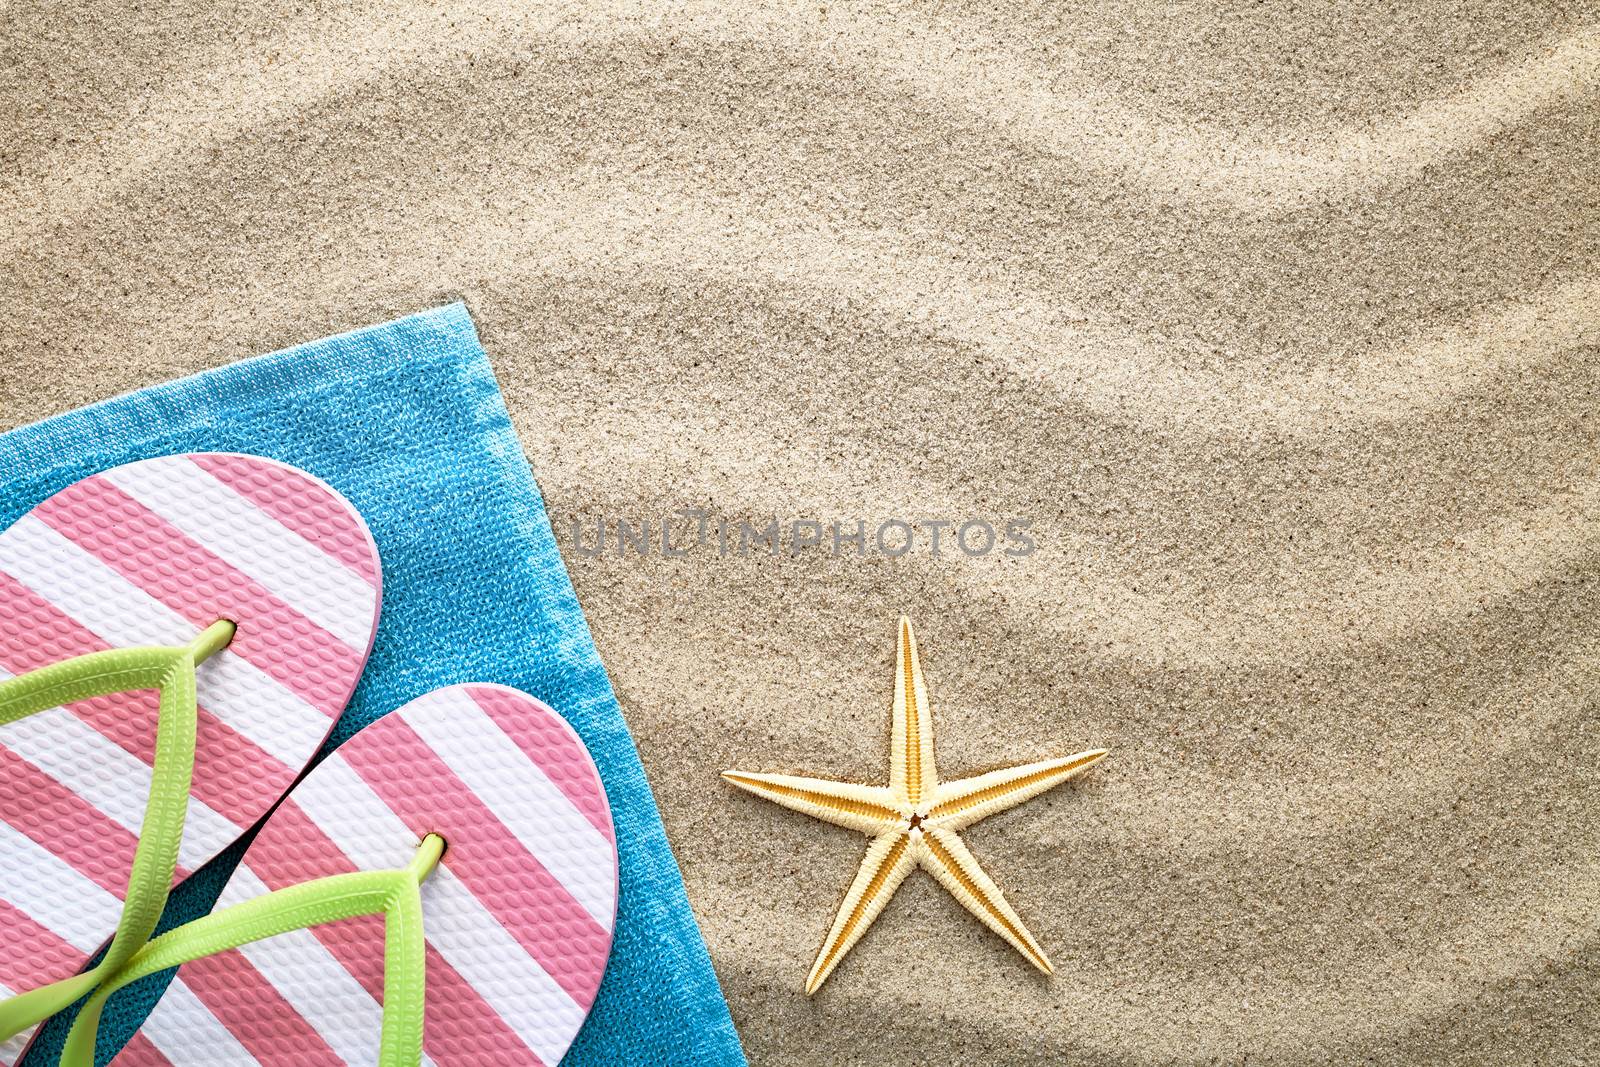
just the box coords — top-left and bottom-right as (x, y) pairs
(180, 949), (345, 1067)
(33, 476), (360, 716)
(0, 898), (83, 993)
(465, 686), (614, 841)
(423, 944), (546, 1067)
(240, 797), (551, 1064)
(190, 455), (378, 587)
(341, 717), (611, 1008)
(0, 747), (183, 894)
(240, 800), (388, 1004)
(178, 707), (296, 836)
(0, 570), (103, 674)
(118, 1031), (176, 1067)
(0, 571), (288, 829)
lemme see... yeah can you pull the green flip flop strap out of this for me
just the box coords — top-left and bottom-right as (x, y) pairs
(62, 834), (446, 1067)
(0, 620), (235, 1042)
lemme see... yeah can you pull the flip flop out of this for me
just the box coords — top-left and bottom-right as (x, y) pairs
(0, 454), (383, 1064)
(66, 683), (619, 1067)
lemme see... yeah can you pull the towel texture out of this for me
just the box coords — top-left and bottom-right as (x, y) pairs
(0, 304), (745, 1066)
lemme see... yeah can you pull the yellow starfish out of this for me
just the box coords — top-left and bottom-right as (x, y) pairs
(723, 616), (1108, 994)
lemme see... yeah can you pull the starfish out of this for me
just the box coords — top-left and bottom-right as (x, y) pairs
(723, 616), (1107, 994)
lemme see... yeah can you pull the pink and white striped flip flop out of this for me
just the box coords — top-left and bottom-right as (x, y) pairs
(0, 453), (383, 1063)
(108, 684), (619, 1066)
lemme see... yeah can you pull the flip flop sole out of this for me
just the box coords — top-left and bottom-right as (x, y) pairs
(0, 454), (383, 1064)
(117, 684), (618, 1067)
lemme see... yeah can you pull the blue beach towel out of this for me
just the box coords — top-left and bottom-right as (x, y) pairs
(1, 305), (746, 1066)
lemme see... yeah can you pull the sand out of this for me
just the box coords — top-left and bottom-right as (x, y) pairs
(3, 2), (1598, 1063)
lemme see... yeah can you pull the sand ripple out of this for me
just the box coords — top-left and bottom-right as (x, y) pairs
(2, 1), (1596, 1063)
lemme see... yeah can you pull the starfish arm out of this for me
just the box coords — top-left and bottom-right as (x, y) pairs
(927, 749), (1107, 832)
(919, 827), (1053, 975)
(805, 830), (917, 994)
(721, 771), (901, 835)
(889, 616), (938, 807)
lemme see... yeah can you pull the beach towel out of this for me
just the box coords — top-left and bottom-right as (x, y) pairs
(0, 304), (746, 1066)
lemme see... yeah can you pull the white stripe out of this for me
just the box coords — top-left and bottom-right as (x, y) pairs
(99, 461), (373, 652)
(215, 868), (388, 1065)
(0, 1025), (32, 1067)
(0, 516), (329, 768)
(0, 516), (197, 648)
(409, 691), (616, 926)
(1, 703), (238, 872)
(289, 755), (586, 1064)
(150, 866), (440, 1067)
(139, 979), (259, 1065)
(0, 822), (119, 953)
(423, 866), (591, 1065)
(0, 979), (21, 1067)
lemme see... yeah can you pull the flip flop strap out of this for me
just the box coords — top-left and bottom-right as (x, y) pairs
(0, 620), (234, 1041)
(62, 834), (446, 1067)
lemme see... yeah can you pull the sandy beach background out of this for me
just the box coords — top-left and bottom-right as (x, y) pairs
(3, 2), (1598, 1063)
